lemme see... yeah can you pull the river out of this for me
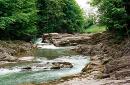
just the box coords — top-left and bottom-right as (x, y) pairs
(0, 38), (90, 85)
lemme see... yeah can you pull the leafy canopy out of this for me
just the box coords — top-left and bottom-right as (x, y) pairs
(37, 0), (85, 34)
(0, 0), (37, 40)
(0, 0), (85, 40)
(91, 0), (130, 36)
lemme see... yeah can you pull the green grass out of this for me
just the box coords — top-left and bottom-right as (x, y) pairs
(84, 25), (106, 33)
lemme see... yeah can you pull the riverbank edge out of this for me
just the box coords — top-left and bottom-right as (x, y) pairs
(0, 40), (35, 66)
(1, 32), (130, 85)
(38, 32), (130, 85)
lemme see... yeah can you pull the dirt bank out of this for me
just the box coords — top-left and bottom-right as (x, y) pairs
(41, 32), (130, 85)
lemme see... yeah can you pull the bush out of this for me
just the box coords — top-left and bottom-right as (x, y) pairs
(91, 0), (130, 36)
(83, 25), (106, 33)
(0, 0), (37, 40)
(83, 17), (94, 29)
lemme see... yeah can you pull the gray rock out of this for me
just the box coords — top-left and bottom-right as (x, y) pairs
(51, 62), (73, 69)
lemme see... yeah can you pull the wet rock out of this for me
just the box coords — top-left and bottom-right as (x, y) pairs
(51, 62), (73, 69)
(22, 67), (32, 70)
(34, 62), (51, 69)
(51, 66), (61, 69)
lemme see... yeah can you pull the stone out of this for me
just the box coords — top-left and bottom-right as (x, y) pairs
(22, 67), (32, 70)
(51, 62), (73, 69)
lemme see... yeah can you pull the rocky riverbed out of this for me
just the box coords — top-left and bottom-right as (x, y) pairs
(40, 32), (130, 85)
(0, 39), (90, 85)
(1, 32), (130, 85)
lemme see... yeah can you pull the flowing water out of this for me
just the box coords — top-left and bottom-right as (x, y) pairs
(0, 38), (90, 85)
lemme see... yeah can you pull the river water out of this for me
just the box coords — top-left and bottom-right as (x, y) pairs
(0, 38), (90, 85)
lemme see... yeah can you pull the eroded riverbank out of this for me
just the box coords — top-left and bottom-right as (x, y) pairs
(40, 32), (130, 85)
(0, 40), (34, 66)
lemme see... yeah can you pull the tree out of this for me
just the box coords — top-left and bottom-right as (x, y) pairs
(0, 0), (85, 40)
(37, 0), (85, 34)
(91, 0), (130, 36)
(0, 0), (37, 40)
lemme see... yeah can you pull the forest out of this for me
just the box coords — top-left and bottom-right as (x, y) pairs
(0, 0), (130, 40)
(92, 0), (130, 36)
(0, 0), (84, 40)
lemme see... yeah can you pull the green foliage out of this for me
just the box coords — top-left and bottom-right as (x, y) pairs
(37, 0), (85, 34)
(83, 17), (94, 29)
(83, 25), (106, 33)
(62, 0), (85, 33)
(91, 0), (130, 36)
(0, 0), (37, 40)
(37, 0), (64, 33)
(0, 0), (85, 40)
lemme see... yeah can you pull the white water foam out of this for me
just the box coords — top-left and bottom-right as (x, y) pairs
(18, 56), (35, 61)
(0, 68), (21, 75)
(53, 55), (90, 76)
(35, 38), (76, 49)
(35, 38), (57, 49)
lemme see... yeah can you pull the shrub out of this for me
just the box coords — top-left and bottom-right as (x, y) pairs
(91, 0), (130, 36)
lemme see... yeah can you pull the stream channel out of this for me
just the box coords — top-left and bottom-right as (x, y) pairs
(0, 38), (90, 85)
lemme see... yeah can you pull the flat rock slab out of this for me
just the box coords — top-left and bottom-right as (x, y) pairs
(42, 33), (92, 46)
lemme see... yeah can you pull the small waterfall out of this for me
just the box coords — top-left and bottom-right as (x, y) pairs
(35, 38), (57, 49)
